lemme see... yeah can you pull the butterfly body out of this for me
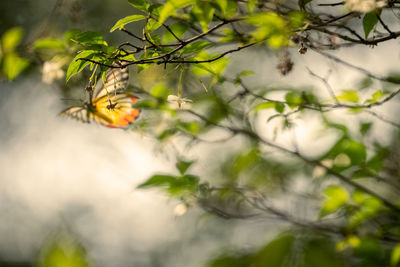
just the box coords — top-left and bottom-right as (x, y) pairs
(60, 66), (140, 128)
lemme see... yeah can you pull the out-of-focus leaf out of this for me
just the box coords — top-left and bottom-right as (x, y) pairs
(38, 234), (89, 267)
(176, 159), (194, 175)
(298, 0), (313, 9)
(360, 122), (372, 136)
(320, 185), (348, 218)
(274, 102), (285, 113)
(2, 52), (29, 80)
(208, 252), (253, 267)
(150, 82), (171, 98)
(191, 0), (214, 32)
(337, 90), (359, 103)
(365, 90), (384, 104)
(253, 234), (295, 266)
(363, 10), (380, 38)
(288, 11), (305, 28)
(321, 137), (366, 168)
(253, 102), (276, 113)
(190, 51), (228, 77)
(285, 92), (303, 108)
(128, 0), (150, 12)
(137, 174), (199, 195)
(1, 27), (24, 53)
(64, 29), (81, 46)
(391, 244), (400, 266)
(181, 41), (212, 54)
(301, 236), (345, 267)
(159, 0), (195, 24)
(349, 195), (382, 227)
(246, 12), (289, 48)
(385, 73), (400, 84)
(162, 23), (188, 43)
(33, 38), (65, 50)
(110, 15), (146, 32)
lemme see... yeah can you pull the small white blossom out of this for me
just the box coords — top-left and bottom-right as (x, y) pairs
(344, 0), (386, 13)
(167, 95), (192, 110)
(42, 61), (64, 84)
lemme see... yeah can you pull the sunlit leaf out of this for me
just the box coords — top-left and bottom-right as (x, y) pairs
(191, 0), (214, 32)
(159, 0), (195, 24)
(253, 102), (276, 113)
(162, 23), (188, 43)
(110, 15), (146, 32)
(391, 244), (400, 267)
(320, 185), (349, 218)
(128, 0), (150, 12)
(33, 38), (65, 50)
(1, 27), (24, 53)
(181, 41), (212, 54)
(66, 50), (104, 82)
(37, 234), (89, 267)
(72, 31), (107, 46)
(337, 90), (359, 103)
(2, 52), (29, 80)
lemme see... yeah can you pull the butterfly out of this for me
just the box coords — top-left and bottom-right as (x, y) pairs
(60, 65), (140, 128)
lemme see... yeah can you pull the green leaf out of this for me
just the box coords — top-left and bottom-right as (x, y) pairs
(66, 50), (103, 82)
(137, 174), (199, 195)
(391, 244), (400, 267)
(181, 41), (212, 54)
(363, 10), (380, 39)
(337, 90), (359, 103)
(298, 0), (313, 10)
(1, 27), (24, 53)
(162, 23), (188, 43)
(360, 122), (372, 136)
(349, 196), (382, 227)
(33, 38), (65, 50)
(145, 18), (161, 33)
(150, 82), (171, 98)
(253, 234), (295, 266)
(253, 102), (276, 113)
(159, 0), (195, 24)
(128, 0), (150, 12)
(110, 15), (146, 32)
(385, 73), (400, 84)
(191, 0), (214, 32)
(285, 92), (303, 108)
(365, 90), (384, 104)
(38, 234), (89, 267)
(320, 185), (348, 218)
(190, 51), (228, 77)
(72, 31), (107, 46)
(274, 102), (285, 113)
(176, 159), (194, 175)
(64, 29), (81, 46)
(2, 52), (29, 80)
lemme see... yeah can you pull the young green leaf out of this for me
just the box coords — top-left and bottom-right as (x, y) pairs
(33, 38), (65, 50)
(320, 185), (349, 218)
(1, 27), (24, 53)
(128, 0), (150, 12)
(110, 15), (146, 32)
(159, 0), (195, 24)
(363, 10), (380, 39)
(176, 159), (194, 175)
